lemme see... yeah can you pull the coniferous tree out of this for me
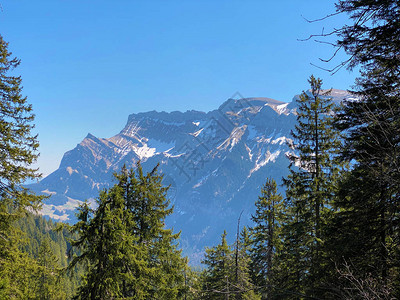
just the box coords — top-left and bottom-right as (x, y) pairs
(69, 164), (187, 299)
(36, 237), (66, 300)
(0, 34), (44, 298)
(0, 227), (41, 299)
(325, 1), (400, 297)
(181, 262), (202, 300)
(237, 228), (261, 300)
(249, 178), (284, 299)
(281, 75), (342, 297)
(201, 230), (260, 300)
(201, 230), (233, 300)
(115, 163), (186, 299)
(12, 212), (83, 297)
(69, 186), (138, 300)
(335, 0), (400, 78)
(326, 3), (400, 296)
(0, 35), (41, 198)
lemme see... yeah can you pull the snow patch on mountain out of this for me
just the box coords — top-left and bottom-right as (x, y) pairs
(122, 121), (142, 138)
(39, 196), (87, 221)
(271, 136), (288, 145)
(154, 119), (186, 126)
(41, 189), (56, 195)
(193, 173), (211, 188)
(248, 149), (281, 177)
(66, 166), (78, 175)
(245, 144), (253, 160)
(132, 143), (156, 160)
(276, 103), (289, 114)
(190, 128), (204, 137)
(217, 125), (247, 151)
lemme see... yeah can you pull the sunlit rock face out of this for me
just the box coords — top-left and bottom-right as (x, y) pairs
(30, 90), (353, 263)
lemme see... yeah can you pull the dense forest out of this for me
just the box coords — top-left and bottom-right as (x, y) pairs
(1, 0), (399, 299)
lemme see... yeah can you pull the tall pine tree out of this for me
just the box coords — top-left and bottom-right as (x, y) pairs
(249, 178), (284, 299)
(201, 230), (260, 300)
(69, 185), (138, 299)
(68, 163), (187, 299)
(282, 75), (342, 297)
(201, 230), (233, 300)
(327, 1), (400, 296)
(115, 163), (186, 299)
(0, 34), (45, 298)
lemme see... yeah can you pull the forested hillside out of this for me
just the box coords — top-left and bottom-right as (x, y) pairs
(13, 213), (83, 299)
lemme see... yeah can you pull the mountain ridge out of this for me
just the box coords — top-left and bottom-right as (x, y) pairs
(30, 90), (353, 262)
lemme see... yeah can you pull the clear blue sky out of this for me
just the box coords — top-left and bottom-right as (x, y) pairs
(1, 0), (357, 177)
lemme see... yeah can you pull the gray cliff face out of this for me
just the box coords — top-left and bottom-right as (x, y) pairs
(31, 90), (353, 262)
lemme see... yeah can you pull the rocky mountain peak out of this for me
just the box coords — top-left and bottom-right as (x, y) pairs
(30, 90), (353, 263)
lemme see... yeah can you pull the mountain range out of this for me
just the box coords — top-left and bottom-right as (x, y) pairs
(29, 89), (354, 263)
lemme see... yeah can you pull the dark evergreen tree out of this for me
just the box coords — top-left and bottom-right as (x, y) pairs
(249, 178), (284, 299)
(115, 163), (186, 299)
(201, 230), (234, 300)
(201, 230), (260, 300)
(13, 212), (83, 298)
(36, 237), (66, 300)
(236, 227), (261, 300)
(69, 164), (187, 299)
(335, 0), (400, 79)
(0, 227), (41, 299)
(281, 75), (342, 297)
(0, 35), (41, 199)
(69, 186), (138, 299)
(325, 1), (400, 297)
(0, 34), (45, 298)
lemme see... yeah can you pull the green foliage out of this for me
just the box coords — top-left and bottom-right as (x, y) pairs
(280, 75), (343, 297)
(201, 230), (233, 299)
(69, 189), (137, 299)
(0, 223), (69, 300)
(36, 238), (67, 300)
(236, 228), (262, 300)
(116, 164), (186, 299)
(0, 34), (48, 299)
(0, 35), (41, 198)
(249, 178), (284, 298)
(201, 230), (261, 300)
(335, 0), (400, 76)
(10, 212), (83, 299)
(0, 35), (44, 239)
(326, 1), (400, 297)
(0, 228), (40, 299)
(69, 163), (187, 299)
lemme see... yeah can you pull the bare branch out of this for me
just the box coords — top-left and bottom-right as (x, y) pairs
(301, 11), (343, 23)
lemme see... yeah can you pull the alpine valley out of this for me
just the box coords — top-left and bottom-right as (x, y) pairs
(29, 90), (354, 263)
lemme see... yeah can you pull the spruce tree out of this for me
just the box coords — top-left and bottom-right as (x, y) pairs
(115, 163), (186, 299)
(201, 230), (233, 300)
(201, 230), (260, 300)
(282, 75), (342, 296)
(69, 164), (187, 299)
(335, 0), (400, 77)
(237, 228), (261, 300)
(36, 237), (66, 300)
(69, 186), (138, 299)
(249, 178), (283, 299)
(0, 228), (41, 299)
(0, 34), (44, 298)
(325, 1), (400, 297)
